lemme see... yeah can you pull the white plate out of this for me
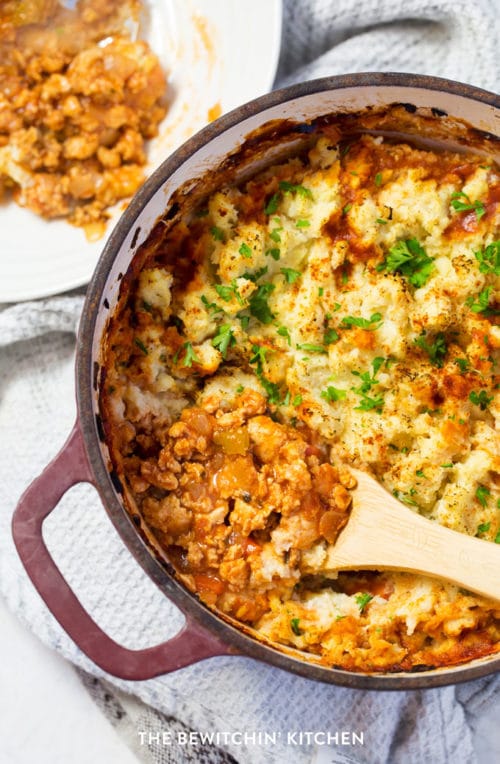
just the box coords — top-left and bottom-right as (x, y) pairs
(0, 0), (282, 302)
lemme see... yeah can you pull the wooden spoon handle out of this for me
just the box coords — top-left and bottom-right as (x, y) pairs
(325, 489), (500, 601)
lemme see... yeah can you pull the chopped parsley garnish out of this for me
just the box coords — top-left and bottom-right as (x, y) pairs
(257, 374), (281, 404)
(450, 191), (486, 220)
(269, 227), (282, 243)
(296, 219), (311, 228)
(466, 286), (499, 315)
(441, 463), (453, 468)
(377, 238), (435, 288)
(355, 593), (373, 613)
(265, 247), (281, 260)
(376, 218), (388, 225)
(279, 181), (313, 199)
(280, 267), (302, 284)
(211, 325), (236, 358)
(416, 469), (426, 478)
(239, 243), (252, 258)
(341, 312), (383, 331)
(318, 287), (324, 297)
(173, 341), (200, 367)
(134, 337), (148, 355)
(140, 299), (153, 313)
(201, 294), (224, 314)
(474, 241), (500, 275)
(324, 328), (339, 344)
(264, 193), (280, 215)
(236, 384), (244, 393)
(475, 485), (491, 508)
(469, 389), (493, 410)
(476, 521), (491, 537)
(215, 282), (244, 305)
(296, 343), (327, 354)
(277, 325), (291, 345)
(242, 266), (268, 282)
(374, 172), (383, 187)
(249, 343), (281, 403)
(249, 344), (270, 366)
(342, 203), (352, 215)
(321, 386), (347, 402)
(455, 358), (470, 374)
(354, 393), (384, 413)
(238, 313), (250, 330)
(248, 282), (275, 324)
(290, 617), (303, 636)
(210, 225), (225, 241)
(351, 359), (383, 395)
(293, 394), (303, 407)
(414, 332), (448, 367)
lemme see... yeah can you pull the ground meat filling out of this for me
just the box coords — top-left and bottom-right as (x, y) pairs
(0, 0), (167, 237)
(130, 389), (354, 623)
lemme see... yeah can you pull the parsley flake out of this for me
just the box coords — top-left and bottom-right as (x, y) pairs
(211, 325), (236, 358)
(414, 332), (448, 367)
(466, 286), (499, 316)
(355, 593), (373, 613)
(296, 343), (327, 354)
(455, 358), (470, 374)
(134, 337), (148, 355)
(296, 219), (311, 228)
(450, 191), (486, 221)
(290, 618), (302, 636)
(239, 243), (252, 259)
(210, 226), (225, 242)
(377, 238), (435, 288)
(354, 393), (384, 413)
(474, 241), (500, 275)
(476, 521), (491, 537)
(280, 267), (301, 284)
(469, 389), (493, 410)
(324, 328), (339, 344)
(173, 342), (200, 368)
(279, 181), (313, 200)
(249, 283), (275, 324)
(201, 295), (224, 314)
(321, 386), (347, 402)
(277, 325), (291, 345)
(341, 312), (383, 331)
(264, 193), (280, 215)
(476, 485), (491, 508)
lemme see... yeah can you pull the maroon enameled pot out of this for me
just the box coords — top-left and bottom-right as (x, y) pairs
(12, 73), (500, 689)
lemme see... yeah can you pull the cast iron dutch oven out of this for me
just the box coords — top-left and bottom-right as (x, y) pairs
(12, 73), (500, 689)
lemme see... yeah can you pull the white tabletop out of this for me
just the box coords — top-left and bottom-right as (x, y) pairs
(0, 597), (138, 764)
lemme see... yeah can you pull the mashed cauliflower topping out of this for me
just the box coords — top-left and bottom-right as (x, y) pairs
(102, 131), (500, 672)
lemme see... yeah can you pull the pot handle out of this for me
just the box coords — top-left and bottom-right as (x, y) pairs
(12, 421), (233, 680)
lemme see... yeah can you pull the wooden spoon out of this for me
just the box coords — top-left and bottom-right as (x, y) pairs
(323, 468), (500, 602)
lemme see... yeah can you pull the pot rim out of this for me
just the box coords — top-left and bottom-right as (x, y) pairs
(77, 72), (500, 689)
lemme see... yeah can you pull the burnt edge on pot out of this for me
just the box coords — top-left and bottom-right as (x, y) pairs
(82, 91), (500, 689)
